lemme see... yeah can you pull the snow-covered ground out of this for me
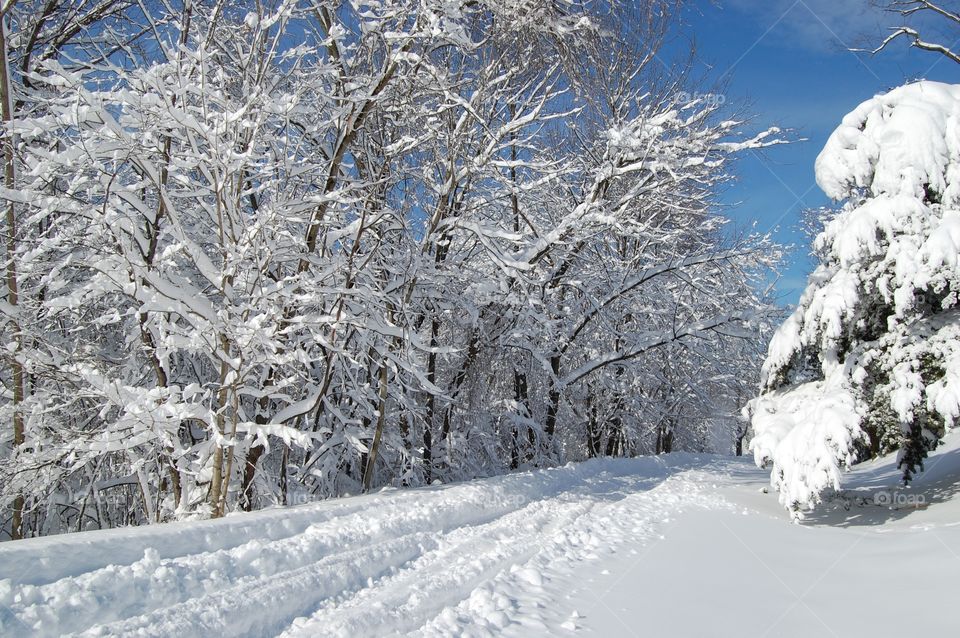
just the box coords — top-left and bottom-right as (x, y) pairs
(2, 435), (959, 637)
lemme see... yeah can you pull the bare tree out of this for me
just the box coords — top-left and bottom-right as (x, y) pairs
(871, 1), (960, 64)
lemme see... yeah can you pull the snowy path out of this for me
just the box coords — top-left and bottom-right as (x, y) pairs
(2, 440), (960, 637)
(0, 456), (728, 637)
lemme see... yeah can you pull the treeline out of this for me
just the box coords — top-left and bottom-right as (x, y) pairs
(0, 0), (777, 538)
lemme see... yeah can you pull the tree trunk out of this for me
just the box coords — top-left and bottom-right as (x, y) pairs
(655, 423), (673, 454)
(735, 424), (747, 457)
(587, 399), (602, 459)
(511, 368), (530, 468)
(544, 355), (561, 439)
(440, 329), (480, 453)
(280, 443), (289, 506)
(605, 417), (623, 457)
(423, 318), (439, 482)
(239, 441), (265, 512)
(1, 4), (25, 540)
(208, 344), (232, 517)
(362, 359), (389, 492)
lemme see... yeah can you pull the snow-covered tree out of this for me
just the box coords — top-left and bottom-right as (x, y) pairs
(872, 1), (960, 65)
(0, 0), (781, 538)
(749, 81), (960, 515)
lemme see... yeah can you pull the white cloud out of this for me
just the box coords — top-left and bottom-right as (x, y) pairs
(725, 0), (887, 52)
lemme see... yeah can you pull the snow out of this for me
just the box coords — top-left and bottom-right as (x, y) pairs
(815, 81), (960, 204)
(748, 376), (864, 512)
(2, 432), (959, 637)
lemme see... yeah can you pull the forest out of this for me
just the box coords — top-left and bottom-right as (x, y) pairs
(7, 0), (960, 541)
(0, 0), (784, 539)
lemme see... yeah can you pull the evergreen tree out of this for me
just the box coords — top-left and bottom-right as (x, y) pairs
(749, 81), (960, 515)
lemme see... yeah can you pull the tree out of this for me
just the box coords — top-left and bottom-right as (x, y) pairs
(1, 0), (781, 538)
(0, 0), (24, 540)
(872, 1), (960, 64)
(748, 81), (960, 515)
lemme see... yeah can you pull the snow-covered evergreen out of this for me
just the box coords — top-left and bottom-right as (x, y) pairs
(749, 81), (960, 515)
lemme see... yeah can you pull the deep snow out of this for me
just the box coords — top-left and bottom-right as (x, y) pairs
(2, 433), (959, 637)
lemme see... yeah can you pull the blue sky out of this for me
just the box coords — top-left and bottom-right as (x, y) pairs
(669, 0), (960, 304)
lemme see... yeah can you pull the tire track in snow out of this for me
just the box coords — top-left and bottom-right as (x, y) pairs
(1, 496), (375, 587)
(9, 486), (543, 636)
(278, 495), (598, 637)
(72, 530), (436, 637)
(409, 472), (731, 637)
(0, 456), (719, 637)
(74, 496), (597, 637)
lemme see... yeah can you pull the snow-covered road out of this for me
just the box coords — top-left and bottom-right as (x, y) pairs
(2, 439), (959, 637)
(0, 456), (732, 637)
